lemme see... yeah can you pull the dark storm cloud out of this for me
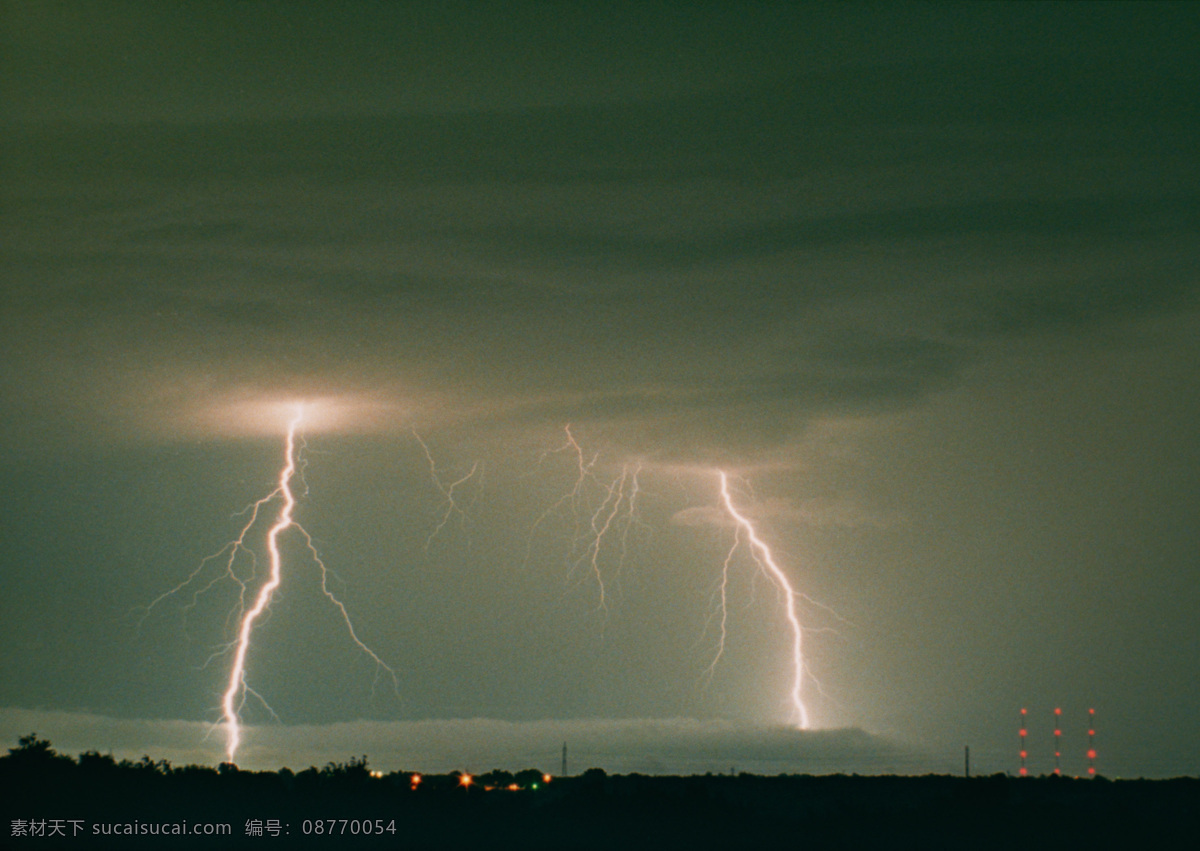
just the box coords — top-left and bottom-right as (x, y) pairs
(4, 81), (1196, 451)
(4, 173), (1196, 455)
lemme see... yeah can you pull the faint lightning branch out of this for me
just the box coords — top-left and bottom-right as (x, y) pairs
(716, 471), (810, 729)
(136, 492), (275, 639)
(527, 426), (645, 610)
(523, 424), (597, 566)
(411, 429), (483, 551)
(297, 525), (399, 695)
(528, 425), (598, 529)
(240, 685), (282, 725)
(700, 526), (737, 681)
(577, 463), (642, 611)
(614, 464), (646, 598)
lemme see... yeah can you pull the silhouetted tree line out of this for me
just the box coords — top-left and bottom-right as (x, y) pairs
(2, 734), (1196, 849)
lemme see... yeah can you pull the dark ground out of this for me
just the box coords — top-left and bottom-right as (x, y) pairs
(3, 736), (1196, 849)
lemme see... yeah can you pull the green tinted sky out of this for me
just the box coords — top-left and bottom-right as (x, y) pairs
(1, 2), (1198, 775)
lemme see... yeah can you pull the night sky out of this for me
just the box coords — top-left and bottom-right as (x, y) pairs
(2, 2), (1198, 777)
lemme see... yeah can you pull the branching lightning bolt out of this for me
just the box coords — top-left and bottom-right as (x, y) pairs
(527, 425), (644, 610)
(138, 496), (271, 641)
(576, 462), (642, 611)
(715, 471), (810, 729)
(411, 429), (483, 551)
(145, 408), (397, 764)
(137, 402), (843, 753)
(218, 410), (397, 762)
(526, 426), (599, 536)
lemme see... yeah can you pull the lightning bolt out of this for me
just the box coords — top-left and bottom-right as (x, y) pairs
(577, 462), (641, 611)
(218, 409), (398, 762)
(146, 407), (397, 764)
(701, 525), (738, 681)
(716, 471), (809, 729)
(217, 414), (300, 761)
(527, 426), (644, 610)
(141, 409), (833, 751)
(526, 426), (598, 530)
(411, 429), (483, 551)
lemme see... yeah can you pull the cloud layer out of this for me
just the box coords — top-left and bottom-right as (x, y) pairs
(0, 708), (919, 776)
(3, 4), (1197, 457)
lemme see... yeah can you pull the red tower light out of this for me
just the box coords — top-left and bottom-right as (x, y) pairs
(1053, 710), (1062, 776)
(1087, 712), (1097, 778)
(1018, 708), (1028, 777)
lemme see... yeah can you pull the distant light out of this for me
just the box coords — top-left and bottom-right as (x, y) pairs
(1088, 767), (1096, 775)
(1054, 730), (1061, 737)
(1019, 768), (1028, 777)
(1088, 749), (1097, 759)
(1088, 729), (1095, 737)
(1020, 708), (1027, 715)
(543, 774), (552, 783)
(531, 783), (539, 790)
(410, 774), (422, 786)
(1019, 750), (1027, 759)
(1054, 708), (1062, 715)
(459, 773), (473, 787)
(1019, 729), (1027, 737)
(507, 783), (519, 792)
(370, 770), (383, 779)
(1089, 708), (1095, 715)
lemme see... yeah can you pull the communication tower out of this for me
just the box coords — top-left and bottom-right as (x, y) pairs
(1086, 709), (1097, 776)
(1018, 708), (1028, 777)
(1053, 707), (1063, 776)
